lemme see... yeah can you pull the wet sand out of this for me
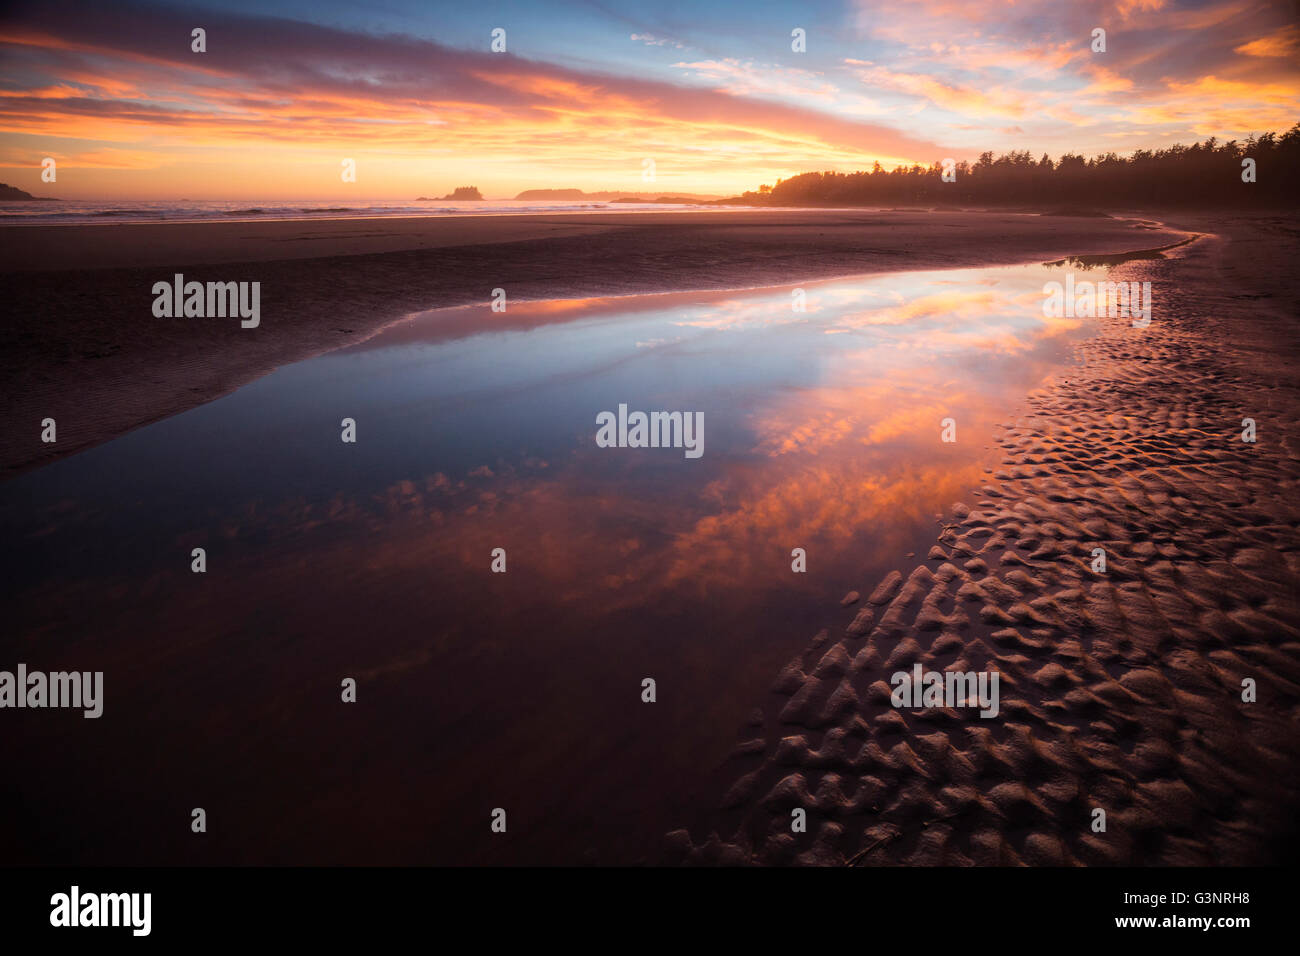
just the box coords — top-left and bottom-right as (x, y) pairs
(0, 261), (1105, 866)
(3, 209), (1295, 868)
(666, 214), (1300, 865)
(0, 209), (1182, 478)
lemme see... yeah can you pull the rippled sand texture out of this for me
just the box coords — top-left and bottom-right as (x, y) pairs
(666, 217), (1300, 865)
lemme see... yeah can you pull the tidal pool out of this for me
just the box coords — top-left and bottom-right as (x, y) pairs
(1, 261), (1098, 864)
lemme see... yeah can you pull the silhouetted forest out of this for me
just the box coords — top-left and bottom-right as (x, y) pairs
(735, 124), (1299, 208)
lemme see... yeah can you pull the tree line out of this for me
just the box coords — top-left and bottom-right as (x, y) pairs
(734, 124), (1300, 208)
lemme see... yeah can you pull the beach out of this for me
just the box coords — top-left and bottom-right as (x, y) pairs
(1, 208), (1296, 867)
(4, 0), (1298, 925)
(665, 213), (1300, 865)
(1, 208), (1183, 478)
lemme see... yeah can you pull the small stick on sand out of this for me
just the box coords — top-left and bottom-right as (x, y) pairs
(846, 811), (963, 866)
(846, 829), (900, 866)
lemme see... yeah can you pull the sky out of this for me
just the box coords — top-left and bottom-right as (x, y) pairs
(1, 0), (1297, 199)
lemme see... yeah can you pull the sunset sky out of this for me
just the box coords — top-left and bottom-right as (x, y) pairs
(1, 0), (1296, 199)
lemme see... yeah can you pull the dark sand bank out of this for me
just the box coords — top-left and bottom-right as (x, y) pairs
(0, 209), (1183, 478)
(0, 210), (1294, 867)
(665, 214), (1300, 865)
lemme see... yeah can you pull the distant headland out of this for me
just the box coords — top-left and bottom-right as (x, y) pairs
(417, 187), (483, 201)
(0, 183), (58, 201)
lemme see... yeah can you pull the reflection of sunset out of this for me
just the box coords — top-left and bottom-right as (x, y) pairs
(0, 255), (1141, 866)
(10, 263), (1085, 622)
(839, 290), (998, 326)
(11, 262), (1088, 620)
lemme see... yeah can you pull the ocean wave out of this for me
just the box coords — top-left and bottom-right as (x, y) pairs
(0, 199), (750, 225)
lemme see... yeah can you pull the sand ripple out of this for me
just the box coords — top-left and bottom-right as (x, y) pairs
(666, 220), (1300, 865)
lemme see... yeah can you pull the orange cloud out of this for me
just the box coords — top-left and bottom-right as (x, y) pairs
(1235, 24), (1300, 59)
(0, 1), (945, 197)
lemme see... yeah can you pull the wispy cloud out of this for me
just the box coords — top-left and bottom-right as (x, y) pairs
(0, 0), (945, 195)
(630, 33), (684, 50)
(846, 0), (1299, 150)
(1, 0), (1294, 197)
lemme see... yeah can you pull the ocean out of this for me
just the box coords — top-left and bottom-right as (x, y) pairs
(0, 198), (745, 225)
